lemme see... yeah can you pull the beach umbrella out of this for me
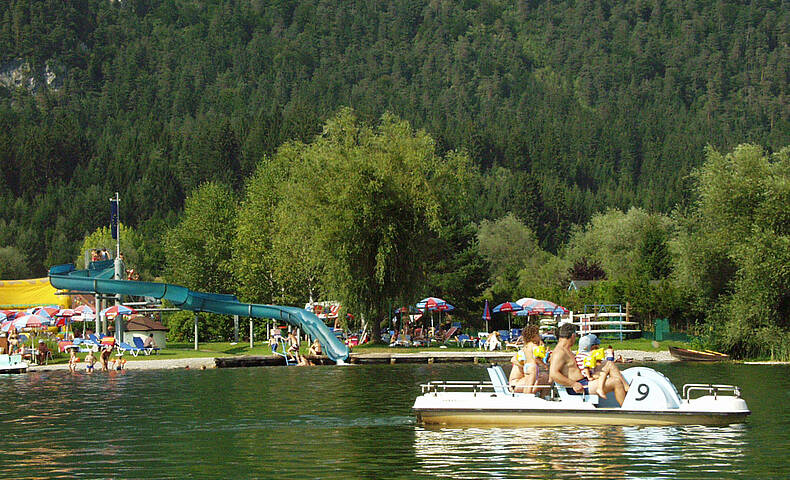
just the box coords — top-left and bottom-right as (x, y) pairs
(493, 301), (523, 331)
(529, 299), (568, 316)
(13, 313), (48, 329)
(56, 309), (76, 317)
(493, 301), (523, 313)
(416, 297), (446, 311)
(74, 305), (95, 314)
(482, 300), (491, 333)
(1, 320), (15, 332)
(416, 297), (454, 331)
(100, 304), (136, 318)
(0, 312), (5, 322)
(33, 306), (60, 318)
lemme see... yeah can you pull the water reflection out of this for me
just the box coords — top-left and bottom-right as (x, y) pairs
(414, 423), (747, 479)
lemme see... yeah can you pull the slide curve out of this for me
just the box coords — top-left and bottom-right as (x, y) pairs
(48, 263), (350, 364)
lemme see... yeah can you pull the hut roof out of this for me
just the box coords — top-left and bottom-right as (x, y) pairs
(126, 315), (169, 331)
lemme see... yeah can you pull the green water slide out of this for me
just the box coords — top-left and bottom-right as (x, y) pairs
(48, 263), (350, 364)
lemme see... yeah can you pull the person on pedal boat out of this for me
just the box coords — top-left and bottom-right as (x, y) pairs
(549, 324), (627, 405)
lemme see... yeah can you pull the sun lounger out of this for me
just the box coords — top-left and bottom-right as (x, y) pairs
(115, 342), (144, 357)
(133, 336), (160, 355)
(457, 334), (475, 347)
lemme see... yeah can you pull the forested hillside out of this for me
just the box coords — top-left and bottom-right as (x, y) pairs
(1, 0), (786, 276)
(1, 1), (788, 357)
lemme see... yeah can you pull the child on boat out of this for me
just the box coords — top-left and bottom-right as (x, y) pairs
(582, 345), (609, 398)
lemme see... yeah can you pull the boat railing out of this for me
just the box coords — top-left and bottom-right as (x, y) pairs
(420, 381), (556, 397)
(682, 383), (742, 401)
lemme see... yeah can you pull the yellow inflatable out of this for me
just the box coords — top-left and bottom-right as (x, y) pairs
(0, 277), (70, 309)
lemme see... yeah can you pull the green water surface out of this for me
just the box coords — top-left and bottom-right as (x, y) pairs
(0, 362), (787, 479)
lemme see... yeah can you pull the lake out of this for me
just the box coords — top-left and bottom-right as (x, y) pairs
(0, 362), (788, 479)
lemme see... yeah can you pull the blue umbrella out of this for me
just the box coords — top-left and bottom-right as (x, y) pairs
(493, 302), (523, 313)
(493, 302), (523, 332)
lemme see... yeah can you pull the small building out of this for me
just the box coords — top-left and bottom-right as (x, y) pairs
(568, 279), (603, 291)
(122, 315), (168, 349)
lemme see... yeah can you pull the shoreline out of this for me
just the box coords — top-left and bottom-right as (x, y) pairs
(27, 348), (677, 372)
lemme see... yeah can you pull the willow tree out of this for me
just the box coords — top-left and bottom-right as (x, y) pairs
(271, 109), (449, 341)
(671, 144), (790, 358)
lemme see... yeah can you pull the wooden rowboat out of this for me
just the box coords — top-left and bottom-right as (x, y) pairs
(669, 346), (730, 361)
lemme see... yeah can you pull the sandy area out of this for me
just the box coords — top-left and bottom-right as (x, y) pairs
(29, 356), (217, 372)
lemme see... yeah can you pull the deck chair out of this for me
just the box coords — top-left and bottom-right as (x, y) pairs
(442, 326), (459, 342)
(457, 334), (474, 347)
(116, 342), (143, 357)
(133, 336), (160, 355)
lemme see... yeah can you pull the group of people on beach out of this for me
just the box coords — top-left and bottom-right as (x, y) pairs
(67, 343), (128, 373)
(509, 323), (630, 405)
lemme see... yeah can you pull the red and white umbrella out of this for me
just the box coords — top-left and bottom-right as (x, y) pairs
(34, 306), (61, 318)
(13, 313), (49, 329)
(74, 305), (95, 314)
(100, 305), (136, 318)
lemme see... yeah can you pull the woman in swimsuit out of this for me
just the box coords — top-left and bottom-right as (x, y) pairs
(517, 325), (550, 395)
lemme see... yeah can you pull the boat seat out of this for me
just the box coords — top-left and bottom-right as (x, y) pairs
(487, 366), (512, 395)
(554, 383), (599, 405)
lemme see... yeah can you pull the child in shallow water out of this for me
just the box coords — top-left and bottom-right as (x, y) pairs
(68, 348), (79, 372)
(85, 350), (96, 373)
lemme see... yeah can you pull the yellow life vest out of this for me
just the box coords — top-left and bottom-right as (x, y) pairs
(584, 348), (606, 369)
(533, 345), (546, 359)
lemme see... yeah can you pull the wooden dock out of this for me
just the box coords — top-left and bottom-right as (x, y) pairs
(214, 351), (515, 368)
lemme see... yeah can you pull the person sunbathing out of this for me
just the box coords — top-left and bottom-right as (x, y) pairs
(308, 339), (322, 356)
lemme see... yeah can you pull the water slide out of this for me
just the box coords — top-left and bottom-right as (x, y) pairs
(48, 263), (350, 364)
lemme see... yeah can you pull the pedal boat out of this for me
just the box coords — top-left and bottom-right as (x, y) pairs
(0, 354), (28, 374)
(413, 366), (750, 426)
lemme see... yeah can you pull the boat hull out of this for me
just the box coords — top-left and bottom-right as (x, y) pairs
(414, 408), (749, 426)
(0, 366), (27, 374)
(669, 346), (729, 361)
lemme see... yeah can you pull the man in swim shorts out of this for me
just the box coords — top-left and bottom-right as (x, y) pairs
(549, 323), (628, 405)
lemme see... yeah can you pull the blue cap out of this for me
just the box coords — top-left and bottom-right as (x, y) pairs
(578, 334), (600, 353)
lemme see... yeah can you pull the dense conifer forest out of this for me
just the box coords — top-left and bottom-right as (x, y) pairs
(0, 1), (787, 356)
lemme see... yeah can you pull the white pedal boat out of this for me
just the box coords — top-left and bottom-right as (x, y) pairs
(413, 366), (750, 426)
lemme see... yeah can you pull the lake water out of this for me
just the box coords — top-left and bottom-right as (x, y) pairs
(0, 362), (788, 479)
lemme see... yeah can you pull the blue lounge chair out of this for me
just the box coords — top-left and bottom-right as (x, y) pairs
(116, 341), (143, 357)
(457, 334), (474, 347)
(133, 336), (160, 355)
(73, 338), (99, 353)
